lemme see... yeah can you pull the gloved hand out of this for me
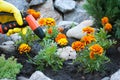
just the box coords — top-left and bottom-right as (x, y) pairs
(0, 0), (28, 36)
(0, 0), (23, 25)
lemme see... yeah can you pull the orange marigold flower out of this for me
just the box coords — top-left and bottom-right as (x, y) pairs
(90, 51), (95, 59)
(104, 23), (112, 31)
(38, 18), (46, 26)
(58, 27), (64, 32)
(18, 43), (31, 54)
(47, 28), (53, 34)
(89, 44), (103, 56)
(57, 38), (68, 46)
(27, 9), (40, 19)
(55, 33), (67, 43)
(82, 26), (95, 34)
(101, 17), (109, 25)
(81, 35), (96, 45)
(72, 41), (85, 51)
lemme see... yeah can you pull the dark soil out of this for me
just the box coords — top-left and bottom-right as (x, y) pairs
(1, 40), (120, 80)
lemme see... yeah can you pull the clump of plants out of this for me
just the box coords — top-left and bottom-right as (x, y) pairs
(72, 26), (116, 73)
(84, 0), (120, 38)
(0, 54), (22, 80)
(28, 39), (64, 71)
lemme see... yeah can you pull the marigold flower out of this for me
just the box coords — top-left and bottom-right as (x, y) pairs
(82, 26), (95, 34)
(72, 41), (85, 51)
(58, 27), (64, 32)
(45, 18), (56, 27)
(104, 23), (112, 31)
(27, 9), (40, 19)
(47, 28), (52, 34)
(89, 44), (103, 56)
(90, 51), (95, 59)
(18, 43), (31, 54)
(101, 17), (109, 25)
(57, 38), (68, 46)
(81, 35), (96, 45)
(38, 18), (46, 26)
(55, 33), (67, 43)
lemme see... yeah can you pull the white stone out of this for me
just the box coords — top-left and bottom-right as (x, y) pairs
(17, 76), (29, 80)
(101, 77), (110, 80)
(29, 71), (52, 80)
(66, 20), (94, 39)
(110, 69), (120, 80)
(56, 46), (77, 60)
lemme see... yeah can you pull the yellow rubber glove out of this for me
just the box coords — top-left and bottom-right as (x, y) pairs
(0, 0), (23, 25)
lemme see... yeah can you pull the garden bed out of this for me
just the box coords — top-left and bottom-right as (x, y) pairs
(0, 39), (119, 80)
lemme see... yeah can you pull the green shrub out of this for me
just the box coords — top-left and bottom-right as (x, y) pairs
(28, 39), (64, 71)
(74, 28), (116, 73)
(0, 54), (23, 80)
(84, 0), (120, 38)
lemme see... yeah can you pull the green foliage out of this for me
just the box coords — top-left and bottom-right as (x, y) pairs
(84, 0), (120, 38)
(16, 27), (39, 45)
(95, 28), (116, 49)
(75, 48), (109, 73)
(0, 54), (22, 80)
(45, 26), (59, 40)
(28, 39), (64, 71)
(114, 20), (120, 38)
(74, 28), (115, 73)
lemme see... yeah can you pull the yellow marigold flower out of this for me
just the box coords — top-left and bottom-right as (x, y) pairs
(55, 33), (67, 43)
(101, 17), (109, 25)
(81, 35), (96, 45)
(89, 44), (103, 56)
(38, 18), (46, 26)
(104, 23), (112, 31)
(18, 43), (31, 54)
(47, 28), (53, 34)
(57, 38), (68, 46)
(45, 18), (56, 27)
(27, 9), (40, 20)
(72, 41), (85, 52)
(82, 26), (95, 34)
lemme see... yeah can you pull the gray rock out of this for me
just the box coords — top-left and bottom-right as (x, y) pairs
(5, 0), (29, 11)
(0, 34), (11, 45)
(110, 69), (120, 80)
(54, 0), (76, 13)
(117, 47), (120, 53)
(64, 0), (92, 23)
(57, 21), (78, 29)
(31, 42), (42, 54)
(32, 0), (63, 23)
(101, 77), (110, 80)
(29, 71), (52, 80)
(17, 76), (29, 80)
(10, 33), (21, 42)
(29, 0), (46, 6)
(0, 41), (15, 54)
(66, 20), (94, 39)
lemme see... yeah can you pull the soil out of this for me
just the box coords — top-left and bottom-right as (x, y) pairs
(1, 39), (120, 80)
